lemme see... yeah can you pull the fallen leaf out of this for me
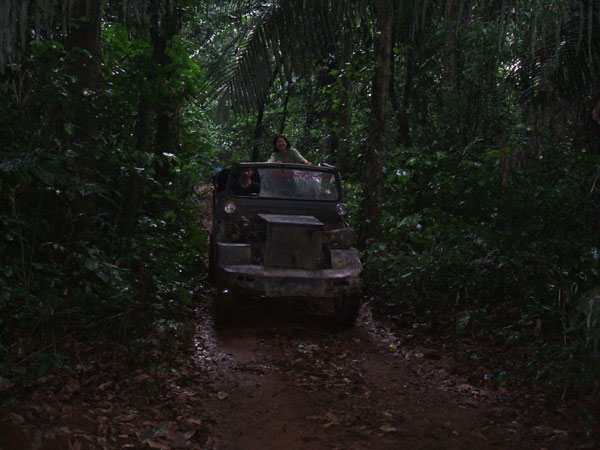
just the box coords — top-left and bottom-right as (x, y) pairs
(217, 391), (228, 400)
(325, 411), (338, 422)
(323, 422), (336, 428)
(133, 374), (151, 382)
(306, 415), (324, 421)
(116, 414), (137, 422)
(142, 421), (160, 427)
(182, 430), (196, 440)
(98, 381), (113, 390)
(471, 431), (488, 440)
(146, 440), (168, 449)
(66, 379), (80, 392)
(457, 383), (476, 393)
(185, 417), (203, 426)
(168, 432), (193, 448)
(380, 424), (397, 433)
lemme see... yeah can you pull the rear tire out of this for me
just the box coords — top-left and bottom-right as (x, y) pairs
(334, 294), (360, 327)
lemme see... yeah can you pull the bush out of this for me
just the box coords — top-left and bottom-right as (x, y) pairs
(365, 141), (600, 392)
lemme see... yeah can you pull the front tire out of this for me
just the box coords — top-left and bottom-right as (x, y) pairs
(334, 294), (360, 327)
(215, 282), (238, 326)
(208, 235), (216, 281)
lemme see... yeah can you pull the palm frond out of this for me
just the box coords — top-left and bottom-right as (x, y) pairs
(524, 0), (600, 100)
(206, 0), (370, 112)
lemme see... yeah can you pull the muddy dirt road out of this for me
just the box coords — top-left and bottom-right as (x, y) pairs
(0, 287), (589, 449)
(193, 291), (580, 450)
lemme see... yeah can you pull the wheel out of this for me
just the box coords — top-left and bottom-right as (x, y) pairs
(215, 282), (238, 326)
(208, 235), (216, 281)
(333, 294), (360, 327)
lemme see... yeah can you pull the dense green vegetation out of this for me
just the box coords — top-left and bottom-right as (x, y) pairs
(1, 0), (599, 411)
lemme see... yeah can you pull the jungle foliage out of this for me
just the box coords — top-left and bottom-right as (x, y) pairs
(1, 0), (600, 407)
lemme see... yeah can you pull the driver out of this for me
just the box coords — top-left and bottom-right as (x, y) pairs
(231, 166), (260, 196)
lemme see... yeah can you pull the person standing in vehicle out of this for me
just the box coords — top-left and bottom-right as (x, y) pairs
(268, 135), (312, 165)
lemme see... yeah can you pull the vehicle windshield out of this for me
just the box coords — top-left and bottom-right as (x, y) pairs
(229, 166), (340, 201)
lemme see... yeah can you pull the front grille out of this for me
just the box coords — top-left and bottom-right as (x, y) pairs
(259, 214), (324, 270)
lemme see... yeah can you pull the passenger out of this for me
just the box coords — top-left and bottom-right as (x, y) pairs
(231, 166), (260, 196)
(268, 135), (312, 165)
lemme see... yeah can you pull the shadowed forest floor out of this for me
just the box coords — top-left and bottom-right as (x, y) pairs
(1, 288), (597, 449)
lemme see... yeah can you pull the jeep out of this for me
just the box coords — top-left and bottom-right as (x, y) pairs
(209, 162), (362, 325)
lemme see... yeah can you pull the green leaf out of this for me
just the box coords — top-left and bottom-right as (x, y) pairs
(32, 166), (55, 185)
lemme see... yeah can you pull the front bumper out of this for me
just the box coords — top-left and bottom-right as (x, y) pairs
(218, 265), (361, 297)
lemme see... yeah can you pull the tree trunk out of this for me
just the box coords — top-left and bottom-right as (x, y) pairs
(336, 26), (353, 173)
(65, 0), (103, 223)
(65, 0), (102, 145)
(252, 102), (265, 161)
(302, 80), (317, 152)
(389, 41), (412, 148)
(316, 54), (338, 162)
(252, 66), (279, 160)
(150, 0), (181, 180)
(120, 94), (150, 233)
(442, 0), (458, 86)
(362, 0), (393, 243)
(401, 47), (414, 145)
(67, 0), (102, 89)
(279, 81), (292, 134)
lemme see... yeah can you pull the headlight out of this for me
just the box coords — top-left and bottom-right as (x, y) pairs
(224, 201), (236, 214)
(336, 203), (348, 216)
(337, 227), (357, 248)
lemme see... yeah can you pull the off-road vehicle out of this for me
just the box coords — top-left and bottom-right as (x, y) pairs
(209, 162), (362, 325)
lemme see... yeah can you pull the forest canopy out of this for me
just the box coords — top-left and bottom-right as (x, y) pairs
(1, 0), (600, 407)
